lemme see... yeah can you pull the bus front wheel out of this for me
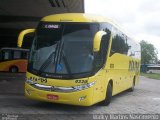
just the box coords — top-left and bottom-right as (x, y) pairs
(9, 66), (18, 73)
(102, 82), (112, 106)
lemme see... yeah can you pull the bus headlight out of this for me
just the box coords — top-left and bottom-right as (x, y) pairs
(26, 79), (35, 85)
(73, 81), (96, 91)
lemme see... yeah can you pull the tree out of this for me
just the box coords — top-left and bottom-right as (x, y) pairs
(140, 40), (158, 64)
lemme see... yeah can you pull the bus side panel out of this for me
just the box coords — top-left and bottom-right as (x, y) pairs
(106, 53), (135, 95)
(0, 59), (27, 72)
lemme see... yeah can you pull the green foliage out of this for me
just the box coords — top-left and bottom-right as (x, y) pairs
(140, 40), (158, 64)
(141, 73), (160, 80)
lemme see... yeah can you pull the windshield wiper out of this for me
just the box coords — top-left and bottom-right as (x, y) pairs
(54, 40), (63, 72)
(38, 39), (64, 75)
(38, 44), (59, 74)
(61, 51), (72, 75)
(37, 24), (72, 76)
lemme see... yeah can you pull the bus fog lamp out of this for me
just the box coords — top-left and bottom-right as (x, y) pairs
(79, 96), (87, 101)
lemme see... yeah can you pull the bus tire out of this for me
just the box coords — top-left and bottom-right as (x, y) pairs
(9, 66), (18, 73)
(129, 78), (135, 92)
(102, 83), (112, 106)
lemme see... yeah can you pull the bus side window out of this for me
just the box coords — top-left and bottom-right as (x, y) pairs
(94, 29), (111, 68)
(132, 61), (135, 71)
(129, 61), (131, 71)
(0, 51), (2, 61)
(100, 30), (110, 55)
(110, 28), (120, 56)
(136, 62), (138, 71)
(22, 52), (28, 59)
(3, 51), (12, 60)
(14, 51), (21, 59)
(110, 28), (129, 56)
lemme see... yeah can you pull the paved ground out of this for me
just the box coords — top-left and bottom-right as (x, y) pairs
(0, 73), (160, 120)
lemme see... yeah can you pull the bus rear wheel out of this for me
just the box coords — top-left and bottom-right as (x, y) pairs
(9, 66), (18, 73)
(129, 78), (135, 92)
(101, 83), (112, 106)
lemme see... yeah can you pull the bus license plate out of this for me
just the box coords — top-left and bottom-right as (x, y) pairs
(47, 94), (59, 100)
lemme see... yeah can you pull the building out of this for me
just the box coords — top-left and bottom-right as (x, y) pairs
(0, 0), (84, 49)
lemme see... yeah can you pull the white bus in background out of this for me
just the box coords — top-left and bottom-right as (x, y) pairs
(147, 65), (160, 74)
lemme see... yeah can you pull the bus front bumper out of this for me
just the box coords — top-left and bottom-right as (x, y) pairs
(25, 82), (94, 106)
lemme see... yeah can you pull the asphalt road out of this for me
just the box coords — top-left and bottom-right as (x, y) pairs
(0, 73), (160, 120)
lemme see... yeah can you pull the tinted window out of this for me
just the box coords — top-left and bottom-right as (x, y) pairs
(3, 51), (12, 60)
(13, 51), (21, 59)
(110, 27), (129, 56)
(22, 51), (28, 59)
(94, 23), (111, 69)
(29, 22), (98, 75)
(0, 51), (2, 61)
(127, 38), (141, 59)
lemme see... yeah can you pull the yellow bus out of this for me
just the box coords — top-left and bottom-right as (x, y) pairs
(0, 47), (29, 72)
(18, 13), (141, 106)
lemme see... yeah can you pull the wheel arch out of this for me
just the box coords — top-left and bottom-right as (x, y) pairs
(9, 65), (19, 72)
(108, 79), (113, 91)
(133, 75), (136, 85)
(104, 79), (113, 95)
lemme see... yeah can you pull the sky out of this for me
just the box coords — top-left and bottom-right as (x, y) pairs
(85, 0), (160, 59)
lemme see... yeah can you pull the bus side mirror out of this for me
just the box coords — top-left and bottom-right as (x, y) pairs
(17, 29), (35, 47)
(93, 31), (107, 52)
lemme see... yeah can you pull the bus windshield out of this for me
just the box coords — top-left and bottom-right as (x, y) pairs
(28, 22), (109, 78)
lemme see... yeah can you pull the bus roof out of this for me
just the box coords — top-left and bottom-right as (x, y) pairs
(41, 13), (139, 44)
(42, 13), (111, 23)
(1, 47), (29, 51)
